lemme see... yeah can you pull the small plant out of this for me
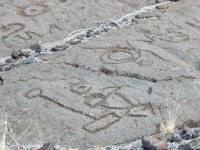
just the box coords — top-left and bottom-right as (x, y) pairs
(0, 112), (42, 150)
(0, 112), (24, 150)
(160, 100), (182, 134)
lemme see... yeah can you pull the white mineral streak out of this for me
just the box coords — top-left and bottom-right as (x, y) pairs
(0, 1), (170, 69)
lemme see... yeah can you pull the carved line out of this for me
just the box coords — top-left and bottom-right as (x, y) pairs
(24, 87), (158, 133)
(1, 23), (26, 39)
(82, 113), (121, 133)
(70, 83), (92, 95)
(100, 46), (141, 64)
(25, 88), (96, 120)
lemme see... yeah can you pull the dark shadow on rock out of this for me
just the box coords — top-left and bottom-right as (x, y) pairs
(0, 76), (3, 86)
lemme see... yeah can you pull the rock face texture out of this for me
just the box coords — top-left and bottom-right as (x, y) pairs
(1, 0), (200, 149)
(0, 0), (147, 57)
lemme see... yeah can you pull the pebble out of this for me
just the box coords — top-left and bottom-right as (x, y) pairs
(30, 43), (41, 53)
(22, 58), (34, 65)
(11, 50), (23, 60)
(142, 136), (167, 150)
(68, 39), (81, 45)
(86, 29), (94, 38)
(0, 77), (3, 86)
(183, 125), (198, 138)
(51, 45), (69, 51)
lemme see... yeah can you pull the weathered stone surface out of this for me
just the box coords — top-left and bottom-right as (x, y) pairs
(0, 0), (147, 57)
(0, 0), (200, 150)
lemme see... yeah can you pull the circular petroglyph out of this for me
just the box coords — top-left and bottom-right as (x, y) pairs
(70, 83), (92, 95)
(158, 29), (189, 43)
(19, 5), (49, 17)
(100, 47), (140, 64)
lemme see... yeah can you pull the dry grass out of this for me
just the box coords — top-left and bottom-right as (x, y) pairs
(0, 112), (41, 150)
(160, 101), (182, 134)
(0, 113), (18, 150)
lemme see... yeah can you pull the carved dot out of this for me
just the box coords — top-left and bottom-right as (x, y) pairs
(23, 5), (46, 16)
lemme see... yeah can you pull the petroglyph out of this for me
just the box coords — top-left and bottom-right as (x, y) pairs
(19, 5), (49, 17)
(1, 0), (200, 149)
(23, 82), (160, 133)
(83, 113), (120, 133)
(158, 28), (189, 43)
(100, 46), (141, 64)
(70, 82), (92, 95)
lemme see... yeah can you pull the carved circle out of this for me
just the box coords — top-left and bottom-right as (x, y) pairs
(109, 51), (132, 61)
(100, 48), (140, 64)
(158, 29), (189, 43)
(19, 5), (48, 17)
(70, 83), (92, 95)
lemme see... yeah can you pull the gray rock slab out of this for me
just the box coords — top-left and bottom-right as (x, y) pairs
(1, 0), (200, 150)
(0, 0), (146, 57)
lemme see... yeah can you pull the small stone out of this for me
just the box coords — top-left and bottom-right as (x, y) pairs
(188, 139), (200, 149)
(101, 28), (109, 33)
(30, 43), (41, 53)
(94, 30), (101, 35)
(110, 22), (119, 28)
(51, 45), (69, 51)
(86, 29), (94, 38)
(132, 19), (138, 24)
(156, 4), (169, 9)
(182, 133), (192, 140)
(68, 39), (81, 45)
(0, 76), (3, 86)
(166, 133), (175, 142)
(142, 136), (167, 150)
(147, 87), (153, 95)
(77, 35), (85, 40)
(22, 58), (34, 65)
(175, 135), (182, 142)
(183, 125), (198, 138)
(11, 50), (23, 60)
(136, 12), (157, 19)
(22, 52), (29, 57)
(178, 144), (193, 150)
(37, 142), (55, 150)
